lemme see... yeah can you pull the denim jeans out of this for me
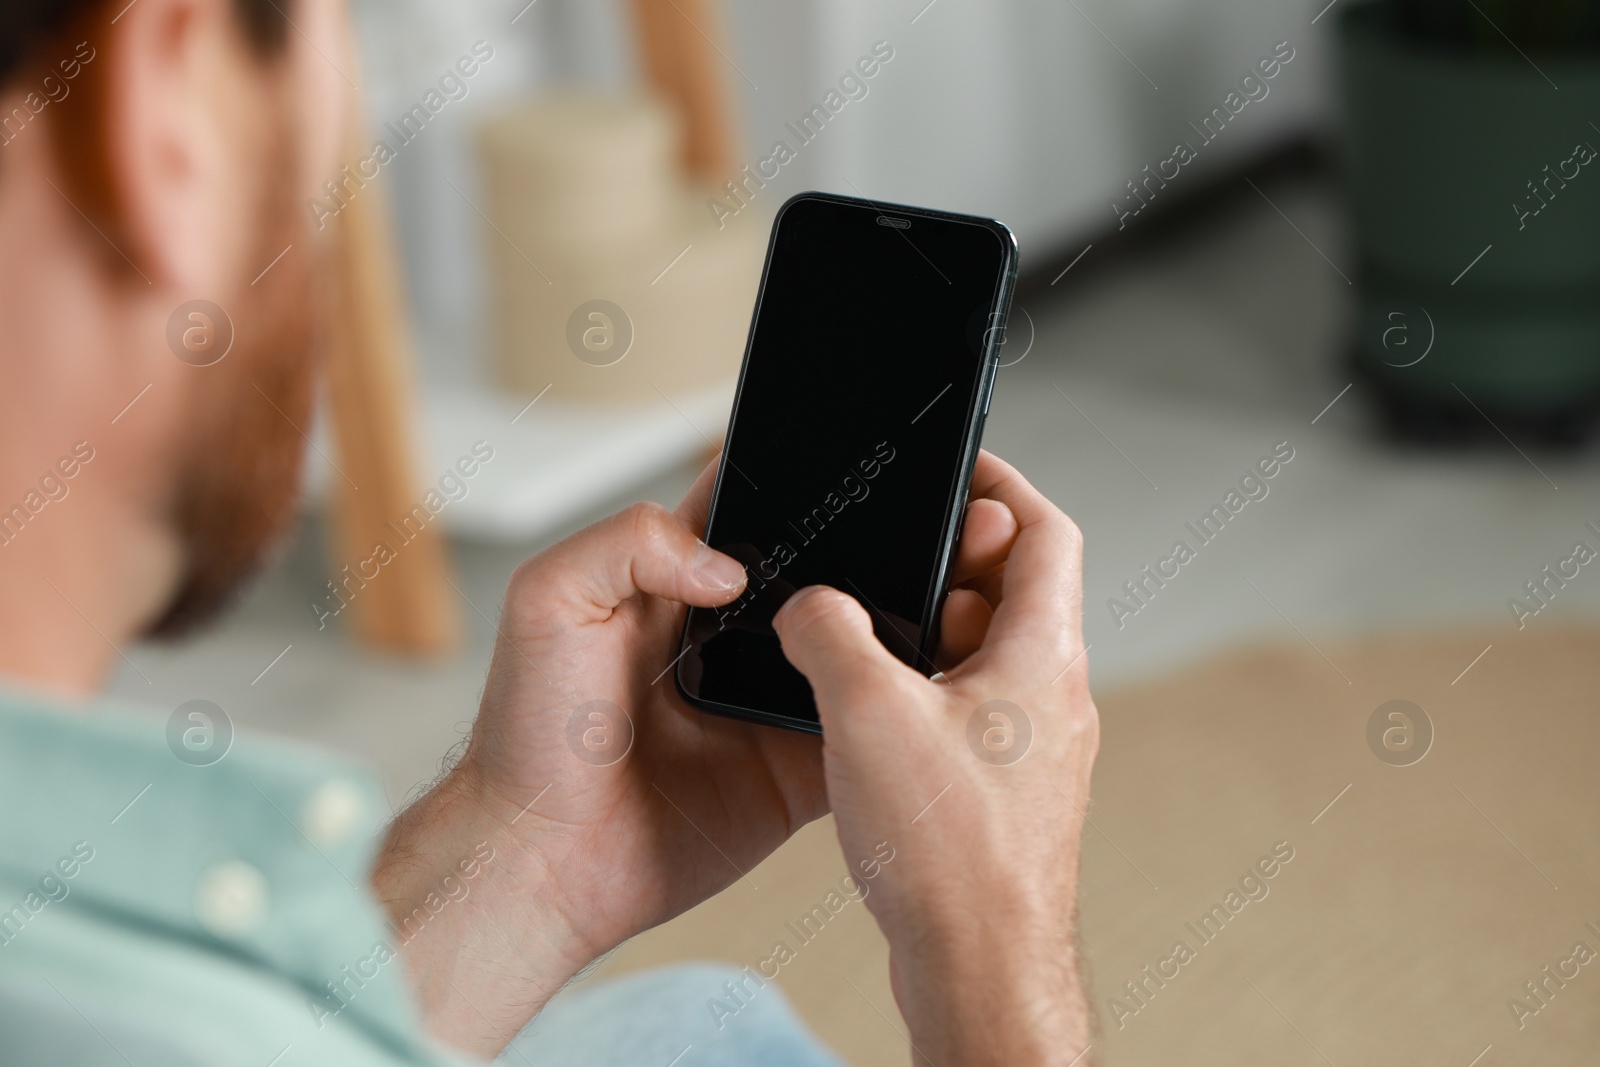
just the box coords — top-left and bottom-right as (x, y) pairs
(507, 963), (847, 1067)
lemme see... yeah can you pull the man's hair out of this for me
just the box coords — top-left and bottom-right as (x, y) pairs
(0, 0), (290, 87)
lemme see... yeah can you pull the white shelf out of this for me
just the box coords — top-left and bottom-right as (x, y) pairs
(310, 380), (736, 544)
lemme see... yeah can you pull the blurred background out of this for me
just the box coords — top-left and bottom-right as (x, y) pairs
(116, 0), (1600, 1062)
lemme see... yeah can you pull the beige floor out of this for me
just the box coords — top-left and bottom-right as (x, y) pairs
(586, 626), (1600, 1066)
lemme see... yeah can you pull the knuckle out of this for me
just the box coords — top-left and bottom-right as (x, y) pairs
(1055, 512), (1084, 554)
(500, 556), (564, 638)
(621, 498), (670, 532)
(507, 551), (550, 598)
(1075, 707), (1102, 762)
(619, 500), (678, 551)
(1071, 694), (1100, 741)
(1052, 680), (1100, 749)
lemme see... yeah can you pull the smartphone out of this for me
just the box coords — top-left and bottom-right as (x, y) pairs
(674, 191), (1018, 733)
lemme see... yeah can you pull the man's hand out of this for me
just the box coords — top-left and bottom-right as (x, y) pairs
(370, 451), (1090, 1060)
(371, 461), (819, 1054)
(371, 453), (1029, 1056)
(774, 451), (1099, 1066)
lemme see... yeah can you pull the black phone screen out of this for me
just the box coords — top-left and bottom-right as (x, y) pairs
(677, 193), (1014, 728)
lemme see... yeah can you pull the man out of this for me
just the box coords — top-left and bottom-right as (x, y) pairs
(0, 0), (1099, 1063)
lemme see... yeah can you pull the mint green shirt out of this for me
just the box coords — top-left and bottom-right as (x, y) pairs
(0, 689), (477, 1066)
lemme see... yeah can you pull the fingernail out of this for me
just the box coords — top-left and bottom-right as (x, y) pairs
(694, 545), (746, 591)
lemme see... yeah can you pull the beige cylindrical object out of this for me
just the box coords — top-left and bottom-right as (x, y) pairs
(477, 93), (766, 403)
(477, 94), (682, 254)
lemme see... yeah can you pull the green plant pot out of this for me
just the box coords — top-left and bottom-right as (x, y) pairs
(1337, 0), (1600, 433)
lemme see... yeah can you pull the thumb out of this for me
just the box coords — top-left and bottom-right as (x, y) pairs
(515, 501), (746, 621)
(772, 587), (919, 718)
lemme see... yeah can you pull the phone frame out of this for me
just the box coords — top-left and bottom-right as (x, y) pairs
(675, 190), (1019, 734)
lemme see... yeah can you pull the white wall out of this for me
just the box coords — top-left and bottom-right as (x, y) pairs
(351, 0), (1336, 379)
(349, 0), (543, 366)
(727, 0), (1332, 262)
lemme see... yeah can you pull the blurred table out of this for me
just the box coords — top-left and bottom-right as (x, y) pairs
(312, 381), (734, 544)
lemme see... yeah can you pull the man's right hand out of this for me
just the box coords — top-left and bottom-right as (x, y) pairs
(774, 451), (1099, 1067)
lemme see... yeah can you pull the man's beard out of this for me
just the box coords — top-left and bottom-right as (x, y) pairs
(143, 155), (321, 639)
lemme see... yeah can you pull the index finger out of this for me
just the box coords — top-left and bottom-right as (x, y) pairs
(959, 452), (1085, 684)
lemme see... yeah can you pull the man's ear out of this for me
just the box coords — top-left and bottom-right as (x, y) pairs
(86, 0), (262, 292)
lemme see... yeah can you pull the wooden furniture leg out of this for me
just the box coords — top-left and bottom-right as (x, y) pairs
(323, 112), (462, 657)
(630, 0), (740, 184)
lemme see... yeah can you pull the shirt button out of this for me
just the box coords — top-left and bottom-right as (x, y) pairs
(301, 779), (365, 848)
(194, 861), (269, 938)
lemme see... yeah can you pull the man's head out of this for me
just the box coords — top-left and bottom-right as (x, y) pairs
(0, 0), (348, 658)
